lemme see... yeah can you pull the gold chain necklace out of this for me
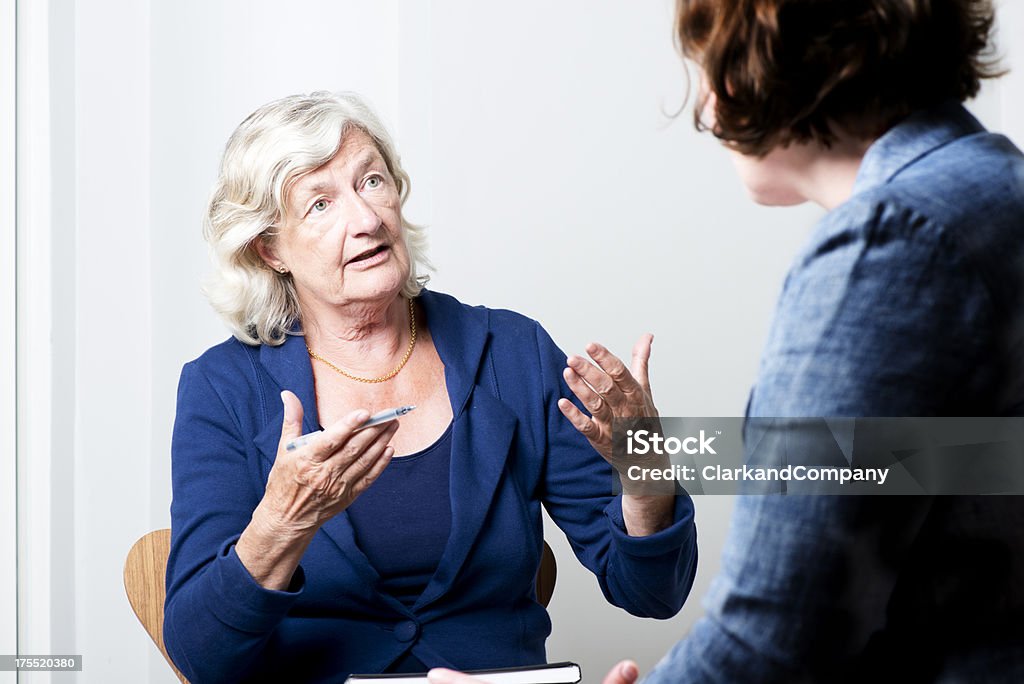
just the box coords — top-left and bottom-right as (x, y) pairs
(306, 298), (417, 384)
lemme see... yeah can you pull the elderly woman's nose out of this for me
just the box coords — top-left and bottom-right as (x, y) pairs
(344, 194), (384, 233)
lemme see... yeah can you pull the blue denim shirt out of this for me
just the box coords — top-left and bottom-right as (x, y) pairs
(643, 103), (1024, 683)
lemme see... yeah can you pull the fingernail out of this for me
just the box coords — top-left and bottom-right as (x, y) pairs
(280, 392), (296, 422)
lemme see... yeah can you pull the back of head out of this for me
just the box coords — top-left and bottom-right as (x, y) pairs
(674, 0), (1002, 156)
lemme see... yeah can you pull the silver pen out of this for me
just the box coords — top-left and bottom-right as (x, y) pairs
(284, 405), (417, 452)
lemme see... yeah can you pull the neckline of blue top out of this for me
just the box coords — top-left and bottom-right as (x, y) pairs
(391, 420), (454, 462)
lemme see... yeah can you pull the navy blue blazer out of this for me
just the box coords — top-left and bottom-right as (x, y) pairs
(164, 290), (698, 683)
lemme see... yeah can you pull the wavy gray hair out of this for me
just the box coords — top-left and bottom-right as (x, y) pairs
(203, 91), (431, 346)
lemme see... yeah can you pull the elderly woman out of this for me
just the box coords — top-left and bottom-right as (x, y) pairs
(163, 92), (697, 683)
(433, 0), (1024, 683)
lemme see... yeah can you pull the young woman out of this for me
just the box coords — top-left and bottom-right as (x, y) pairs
(432, 0), (1024, 681)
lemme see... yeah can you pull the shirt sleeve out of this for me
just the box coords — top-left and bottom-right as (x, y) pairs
(641, 201), (996, 682)
(163, 360), (304, 684)
(532, 321), (699, 620)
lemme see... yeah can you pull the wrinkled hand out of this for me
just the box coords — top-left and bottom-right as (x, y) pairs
(558, 335), (674, 533)
(558, 334), (659, 467)
(259, 390), (397, 533)
(427, 660), (639, 684)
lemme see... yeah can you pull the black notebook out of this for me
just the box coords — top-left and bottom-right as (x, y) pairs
(344, 661), (582, 683)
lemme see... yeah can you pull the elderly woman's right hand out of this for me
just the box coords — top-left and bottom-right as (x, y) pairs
(236, 390), (396, 589)
(263, 390), (398, 531)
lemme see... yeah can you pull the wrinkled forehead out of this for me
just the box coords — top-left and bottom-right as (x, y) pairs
(285, 127), (389, 205)
(336, 126), (385, 161)
(309, 128), (384, 180)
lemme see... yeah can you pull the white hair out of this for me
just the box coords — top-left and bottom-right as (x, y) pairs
(202, 91), (432, 346)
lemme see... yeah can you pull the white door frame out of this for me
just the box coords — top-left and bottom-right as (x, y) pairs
(1, 0), (18, 679)
(14, 0), (59, 681)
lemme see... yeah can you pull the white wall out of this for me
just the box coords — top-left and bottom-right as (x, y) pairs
(997, 0), (1024, 144)
(14, 1), (1024, 682)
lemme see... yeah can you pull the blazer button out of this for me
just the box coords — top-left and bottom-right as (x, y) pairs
(394, 620), (420, 643)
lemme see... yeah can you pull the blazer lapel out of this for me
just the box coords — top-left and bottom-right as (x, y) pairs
(414, 391), (517, 611)
(258, 333), (322, 434)
(413, 291), (518, 611)
(252, 332), (320, 475)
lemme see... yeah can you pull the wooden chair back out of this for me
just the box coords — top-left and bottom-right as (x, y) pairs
(123, 529), (188, 683)
(537, 540), (558, 608)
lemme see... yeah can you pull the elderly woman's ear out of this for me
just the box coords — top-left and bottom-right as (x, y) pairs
(253, 234), (287, 274)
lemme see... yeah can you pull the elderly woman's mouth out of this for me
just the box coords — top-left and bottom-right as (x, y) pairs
(346, 245), (390, 268)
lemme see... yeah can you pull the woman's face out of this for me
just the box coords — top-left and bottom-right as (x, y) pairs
(262, 127), (411, 311)
(700, 81), (810, 206)
(701, 82), (867, 208)
(728, 145), (812, 207)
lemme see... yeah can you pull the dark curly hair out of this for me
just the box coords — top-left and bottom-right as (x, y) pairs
(675, 0), (1003, 157)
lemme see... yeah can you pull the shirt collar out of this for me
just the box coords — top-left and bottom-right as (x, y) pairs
(852, 101), (985, 196)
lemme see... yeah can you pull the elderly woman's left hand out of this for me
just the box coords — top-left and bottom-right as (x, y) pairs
(558, 334), (675, 536)
(557, 335), (658, 462)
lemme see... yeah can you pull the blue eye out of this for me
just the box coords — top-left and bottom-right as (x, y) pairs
(365, 175), (382, 190)
(311, 199), (328, 213)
